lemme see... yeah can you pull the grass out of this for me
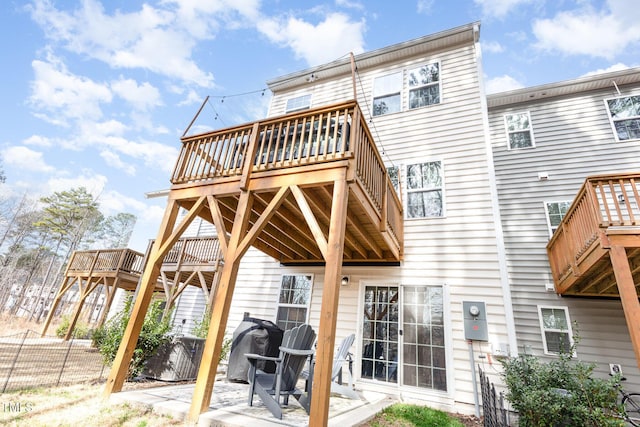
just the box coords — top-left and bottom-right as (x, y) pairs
(365, 403), (465, 427)
(0, 382), (182, 427)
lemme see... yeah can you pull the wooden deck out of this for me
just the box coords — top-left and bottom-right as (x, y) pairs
(546, 173), (640, 297)
(169, 100), (403, 264)
(546, 172), (640, 369)
(103, 100), (405, 426)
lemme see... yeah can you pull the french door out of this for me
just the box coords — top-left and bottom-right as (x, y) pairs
(361, 284), (447, 391)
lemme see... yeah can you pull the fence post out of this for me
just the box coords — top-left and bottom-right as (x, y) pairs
(1, 330), (29, 393)
(56, 336), (74, 386)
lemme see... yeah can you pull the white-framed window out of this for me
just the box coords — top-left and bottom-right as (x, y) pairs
(544, 201), (572, 237)
(387, 165), (400, 194)
(538, 306), (574, 355)
(504, 112), (535, 149)
(373, 72), (402, 116)
(285, 94), (312, 113)
(406, 161), (444, 218)
(408, 62), (440, 109)
(276, 274), (313, 331)
(605, 95), (640, 141)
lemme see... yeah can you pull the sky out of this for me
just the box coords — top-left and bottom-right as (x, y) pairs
(1, 0), (639, 252)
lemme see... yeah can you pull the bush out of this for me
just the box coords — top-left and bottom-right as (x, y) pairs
(500, 332), (623, 426)
(55, 315), (92, 339)
(92, 296), (173, 379)
(191, 308), (232, 362)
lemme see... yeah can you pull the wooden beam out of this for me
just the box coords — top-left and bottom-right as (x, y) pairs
(610, 245), (640, 370)
(188, 190), (254, 423)
(207, 196), (229, 256)
(310, 177), (349, 427)
(291, 185), (328, 259)
(103, 199), (180, 398)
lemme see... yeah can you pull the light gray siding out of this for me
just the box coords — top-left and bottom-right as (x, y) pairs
(489, 78), (640, 388)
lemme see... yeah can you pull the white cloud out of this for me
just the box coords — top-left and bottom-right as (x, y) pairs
(581, 63), (631, 77)
(45, 172), (108, 196)
(417, 0), (435, 14)
(177, 89), (203, 107)
(28, 0), (215, 87)
(485, 74), (525, 94)
(29, 55), (112, 125)
(532, 2), (640, 60)
(474, 0), (533, 19)
(23, 135), (53, 147)
(482, 41), (504, 54)
(111, 78), (162, 111)
(2, 146), (55, 173)
(257, 12), (365, 66)
(100, 150), (136, 176)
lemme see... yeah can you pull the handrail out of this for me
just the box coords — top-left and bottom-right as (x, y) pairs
(160, 236), (223, 266)
(67, 249), (145, 275)
(547, 173), (640, 284)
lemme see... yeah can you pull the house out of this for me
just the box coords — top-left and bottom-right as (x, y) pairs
(103, 20), (640, 424)
(488, 67), (640, 389)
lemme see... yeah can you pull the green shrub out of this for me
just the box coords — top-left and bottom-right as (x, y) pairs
(500, 331), (623, 427)
(55, 315), (93, 339)
(191, 308), (232, 362)
(92, 296), (173, 379)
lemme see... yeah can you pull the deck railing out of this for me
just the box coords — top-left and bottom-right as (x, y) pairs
(547, 173), (640, 285)
(67, 249), (145, 275)
(172, 100), (402, 243)
(159, 236), (223, 266)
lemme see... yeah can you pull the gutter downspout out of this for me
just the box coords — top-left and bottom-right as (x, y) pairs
(473, 23), (518, 357)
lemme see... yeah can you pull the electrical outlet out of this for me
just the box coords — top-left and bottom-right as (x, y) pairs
(492, 342), (509, 357)
(609, 363), (623, 376)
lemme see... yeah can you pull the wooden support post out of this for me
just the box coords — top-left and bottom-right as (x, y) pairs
(187, 191), (254, 423)
(96, 278), (118, 329)
(63, 283), (90, 341)
(102, 200), (180, 398)
(40, 292), (64, 337)
(610, 245), (640, 369)
(310, 178), (349, 427)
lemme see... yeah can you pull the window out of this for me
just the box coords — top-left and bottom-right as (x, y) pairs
(544, 201), (571, 236)
(387, 166), (400, 194)
(538, 306), (574, 355)
(373, 72), (402, 116)
(606, 95), (640, 141)
(504, 112), (535, 149)
(408, 62), (440, 109)
(276, 274), (312, 330)
(285, 94), (311, 113)
(406, 161), (443, 218)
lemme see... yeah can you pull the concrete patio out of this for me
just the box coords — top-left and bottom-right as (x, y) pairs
(109, 377), (395, 426)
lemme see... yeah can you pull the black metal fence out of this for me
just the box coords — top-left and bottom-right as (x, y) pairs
(0, 330), (107, 393)
(479, 366), (511, 427)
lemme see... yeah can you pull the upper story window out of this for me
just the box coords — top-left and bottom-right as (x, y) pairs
(387, 166), (400, 194)
(285, 94), (312, 113)
(606, 95), (640, 141)
(276, 274), (312, 331)
(504, 112), (535, 149)
(538, 306), (574, 355)
(408, 63), (440, 109)
(544, 201), (571, 237)
(406, 161), (444, 219)
(373, 72), (402, 116)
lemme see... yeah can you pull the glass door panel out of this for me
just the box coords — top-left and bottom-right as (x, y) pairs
(361, 285), (399, 383)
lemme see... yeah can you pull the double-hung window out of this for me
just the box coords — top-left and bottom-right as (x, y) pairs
(408, 62), (440, 109)
(538, 306), (574, 355)
(406, 161), (443, 218)
(544, 201), (572, 237)
(504, 112), (535, 149)
(605, 95), (640, 141)
(285, 94), (312, 113)
(276, 274), (312, 331)
(373, 72), (402, 116)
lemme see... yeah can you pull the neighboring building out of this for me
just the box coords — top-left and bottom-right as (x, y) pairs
(488, 68), (640, 390)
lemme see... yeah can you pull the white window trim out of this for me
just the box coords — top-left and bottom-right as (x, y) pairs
(504, 111), (535, 150)
(404, 160), (446, 220)
(604, 95), (640, 142)
(543, 200), (572, 237)
(275, 273), (313, 329)
(537, 305), (575, 356)
(285, 94), (312, 113)
(371, 71), (403, 117)
(407, 61), (442, 110)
